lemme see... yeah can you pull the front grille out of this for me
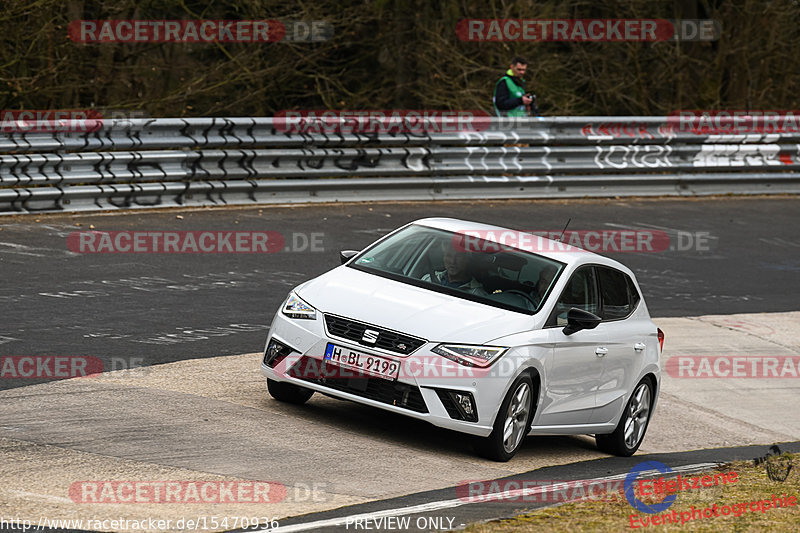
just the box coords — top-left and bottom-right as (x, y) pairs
(288, 356), (428, 413)
(324, 314), (426, 355)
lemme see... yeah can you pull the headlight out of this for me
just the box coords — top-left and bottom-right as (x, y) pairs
(282, 292), (317, 320)
(431, 344), (508, 368)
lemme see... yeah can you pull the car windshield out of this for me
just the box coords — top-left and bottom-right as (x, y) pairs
(348, 224), (565, 314)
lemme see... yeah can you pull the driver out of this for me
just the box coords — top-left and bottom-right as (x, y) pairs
(533, 265), (557, 300)
(423, 243), (488, 296)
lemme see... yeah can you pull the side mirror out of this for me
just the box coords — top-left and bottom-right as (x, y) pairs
(562, 308), (602, 336)
(339, 250), (358, 265)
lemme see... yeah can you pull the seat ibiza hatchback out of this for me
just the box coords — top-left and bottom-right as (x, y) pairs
(261, 218), (662, 461)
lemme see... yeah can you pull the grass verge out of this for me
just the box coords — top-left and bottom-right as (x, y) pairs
(461, 452), (799, 532)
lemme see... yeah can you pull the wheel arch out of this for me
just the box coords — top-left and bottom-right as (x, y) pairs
(641, 371), (659, 413)
(523, 365), (542, 430)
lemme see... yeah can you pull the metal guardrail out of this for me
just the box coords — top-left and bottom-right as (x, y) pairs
(1, 117), (798, 214)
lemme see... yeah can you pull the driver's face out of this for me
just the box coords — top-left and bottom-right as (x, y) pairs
(537, 268), (556, 292)
(443, 247), (469, 280)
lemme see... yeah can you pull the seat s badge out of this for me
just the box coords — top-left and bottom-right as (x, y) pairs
(362, 329), (380, 343)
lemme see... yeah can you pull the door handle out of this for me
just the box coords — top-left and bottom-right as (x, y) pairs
(595, 347), (608, 357)
(634, 342), (646, 352)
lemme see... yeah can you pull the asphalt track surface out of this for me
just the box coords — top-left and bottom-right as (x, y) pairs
(1, 196), (798, 392)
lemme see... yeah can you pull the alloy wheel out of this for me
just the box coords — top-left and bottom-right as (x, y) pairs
(502, 381), (531, 453)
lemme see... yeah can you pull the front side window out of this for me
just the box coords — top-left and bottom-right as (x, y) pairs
(548, 266), (599, 326)
(597, 266), (634, 320)
(349, 224), (565, 314)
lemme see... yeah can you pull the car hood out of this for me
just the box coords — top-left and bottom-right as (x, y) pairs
(296, 266), (537, 344)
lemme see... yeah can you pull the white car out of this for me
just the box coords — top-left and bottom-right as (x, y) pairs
(261, 218), (663, 461)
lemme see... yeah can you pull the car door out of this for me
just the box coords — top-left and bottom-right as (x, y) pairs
(537, 265), (608, 426)
(591, 266), (647, 423)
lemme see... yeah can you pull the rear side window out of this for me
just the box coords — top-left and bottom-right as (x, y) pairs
(597, 266), (636, 320)
(627, 275), (641, 309)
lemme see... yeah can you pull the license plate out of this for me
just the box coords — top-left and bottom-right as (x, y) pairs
(324, 343), (400, 381)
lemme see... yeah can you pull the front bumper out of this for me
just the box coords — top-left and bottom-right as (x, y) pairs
(261, 310), (514, 437)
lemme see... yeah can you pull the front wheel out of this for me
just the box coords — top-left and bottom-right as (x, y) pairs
(267, 378), (314, 405)
(596, 378), (653, 456)
(475, 374), (535, 461)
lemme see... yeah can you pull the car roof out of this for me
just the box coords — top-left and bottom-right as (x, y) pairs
(411, 217), (636, 276)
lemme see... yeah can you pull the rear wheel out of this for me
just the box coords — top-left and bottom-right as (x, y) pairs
(267, 378), (314, 405)
(596, 378), (653, 456)
(475, 374), (535, 461)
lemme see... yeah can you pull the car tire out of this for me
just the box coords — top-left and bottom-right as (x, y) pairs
(475, 373), (535, 462)
(267, 378), (314, 405)
(595, 378), (653, 456)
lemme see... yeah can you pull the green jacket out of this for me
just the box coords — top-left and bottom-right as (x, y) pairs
(493, 69), (527, 117)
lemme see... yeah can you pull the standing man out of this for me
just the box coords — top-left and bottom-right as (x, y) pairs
(493, 56), (540, 117)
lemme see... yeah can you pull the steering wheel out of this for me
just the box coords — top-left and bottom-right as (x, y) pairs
(503, 290), (540, 309)
(424, 255), (439, 283)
